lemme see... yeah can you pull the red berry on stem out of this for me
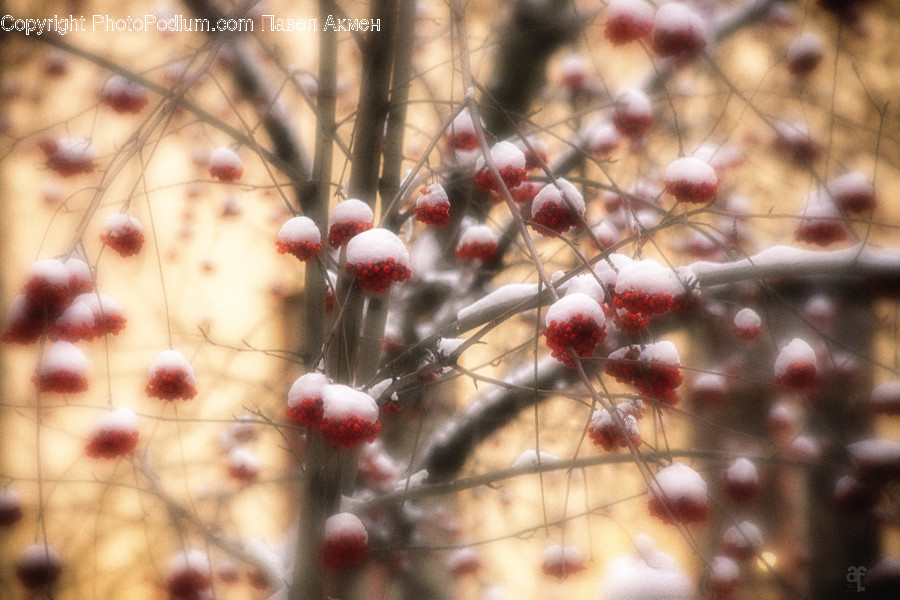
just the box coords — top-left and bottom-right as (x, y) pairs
(16, 544), (62, 591)
(343, 228), (412, 294)
(85, 407), (140, 459)
(36, 341), (89, 394)
(544, 292), (606, 368)
(320, 384), (381, 448)
(286, 372), (329, 427)
(100, 213), (145, 257)
(208, 146), (244, 182)
(664, 156), (718, 204)
(605, 0), (654, 45)
(322, 512), (369, 571)
(530, 178), (585, 237)
(327, 198), (374, 249)
(414, 183), (451, 227)
(276, 216), (322, 262)
(456, 224), (498, 263)
(647, 462), (708, 524)
(650, 2), (709, 59)
(146, 349), (198, 400)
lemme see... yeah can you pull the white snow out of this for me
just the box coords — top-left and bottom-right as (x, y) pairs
(90, 407), (138, 435)
(416, 183), (449, 207)
(149, 349), (196, 385)
(278, 216), (321, 244)
(640, 340), (680, 365)
(324, 512), (367, 539)
(787, 31), (823, 63)
(870, 380), (900, 408)
(592, 220), (621, 247)
(614, 89), (652, 119)
(456, 282), (537, 321)
(512, 449), (559, 468)
(322, 384), (379, 423)
(476, 140), (526, 171)
(691, 372), (726, 395)
(563, 273), (606, 303)
(545, 292), (605, 325)
(721, 521), (763, 551)
(65, 258), (92, 285)
(74, 293), (124, 319)
(541, 543), (583, 566)
(329, 198), (374, 226)
(27, 258), (69, 288)
(614, 259), (683, 296)
(725, 457), (758, 485)
(55, 301), (96, 330)
(827, 171), (872, 201)
(801, 189), (841, 219)
(773, 338), (816, 376)
(228, 447), (260, 471)
(585, 119), (622, 154)
(599, 536), (693, 600)
(594, 253), (634, 287)
(848, 438), (900, 468)
(41, 341), (88, 375)
(102, 74), (146, 98)
(649, 462), (707, 503)
(168, 549), (211, 575)
(692, 142), (745, 172)
(664, 156), (717, 187)
(652, 2), (708, 45)
(532, 178), (585, 216)
(733, 307), (761, 329)
(450, 110), (477, 136)
(709, 555), (740, 586)
(208, 146), (242, 171)
(18, 543), (62, 567)
(457, 223), (497, 246)
(345, 228), (410, 266)
(55, 137), (96, 162)
(607, 0), (654, 23)
(103, 213), (143, 234)
(436, 337), (467, 358)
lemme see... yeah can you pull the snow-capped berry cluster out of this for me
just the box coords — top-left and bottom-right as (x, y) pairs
(722, 457), (760, 504)
(99, 75), (149, 114)
(604, 0), (654, 45)
(786, 31), (824, 76)
(327, 198), (374, 248)
(322, 512), (369, 570)
(447, 547), (483, 577)
(414, 183), (451, 227)
(612, 259), (687, 319)
(286, 372), (329, 427)
(720, 520), (763, 561)
(530, 178), (585, 236)
(827, 171), (875, 213)
(612, 89), (654, 138)
(650, 2), (709, 59)
(15, 544), (63, 591)
(598, 535), (693, 599)
(773, 338), (818, 390)
(145, 349), (198, 401)
(588, 399), (643, 451)
(165, 549), (212, 600)
(456, 224), (498, 263)
(39, 136), (97, 177)
(540, 544), (586, 580)
(732, 307), (763, 340)
(605, 341), (683, 404)
(85, 407), (140, 459)
(226, 447), (261, 483)
(795, 190), (850, 247)
(446, 109), (479, 153)
(100, 213), (145, 257)
(647, 462), (709, 524)
(664, 157), (718, 204)
(319, 384), (381, 447)
(474, 141), (528, 192)
(544, 292), (606, 368)
(344, 228), (412, 293)
(869, 380), (900, 415)
(36, 341), (89, 394)
(276, 215), (323, 262)
(208, 146), (244, 182)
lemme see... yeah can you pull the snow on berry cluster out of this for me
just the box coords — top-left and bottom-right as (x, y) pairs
(530, 178), (585, 237)
(543, 292), (606, 368)
(276, 215), (323, 262)
(344, 228), (412, 294)
(99, 213), (145, 257)
(286, 375), (382, 449)
(327, 198), (374, 249)
(647, 462), (709, 524)
(456, 223), (498, 263)
(605, 341), (683, 405)
(85, 407), (140, 459)
(588, 399), (643, 451)
(474, 141), (528, 193)
(415, 183), (451, 227)
(145, 349), (198, 401)
(322, 512), (369, 571)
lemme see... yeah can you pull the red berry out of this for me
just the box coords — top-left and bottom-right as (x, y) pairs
(414, 183), (451, 226)
(276, 216), (322, 262)
(99, 75), (149, 114)
(647, 462), (708, 524)
(773, 338), (818, 390)
(344, 229), (412, 294)
(663, 157), (718, 204)
(650, 2), (709, 59)
(544, 293), (606, 368)
(530, 178), (585, 236)
(146, 350), (197, 401)
(36, 341), (89, 394)
(85, 407), (139, 459)
(720, 521), (763, 562)
(474, 141), (528, 192)
(286, 372), (329, 427)
(732, 307), (763, 340)
(327, 199), (374, 248)
(322, 512), (368, 571)
(165, 550), (212, 600)
(540, 544), (586, 580)
(605, 0), (654, 45)
(320, 385), (381, 448)
(41, 136), (97, 176)
(227, 447), (260, 483)
(588, 400), (643, 451)
(786, 32), (823, 76)
(456, 224), (498, 262)
(208, 146), (244, 182)
(0, 489), (23, 527)
(722, 457), (759, 504)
